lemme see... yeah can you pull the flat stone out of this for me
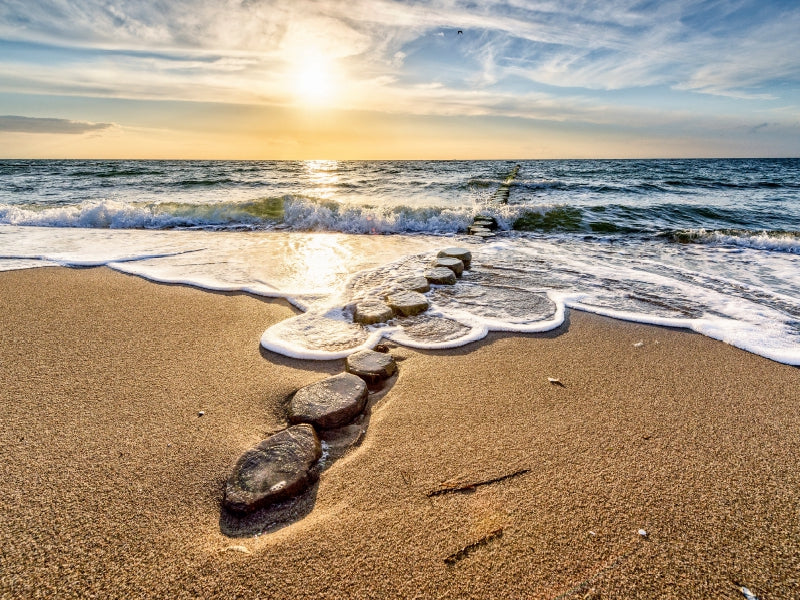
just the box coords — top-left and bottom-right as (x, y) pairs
(469, 225), (491, 234)
(424, 267), (457, 285)
(396, 275), (431, 293)
(432, 257), (464, 277)
(437, 247), (472, 269)
(346, 349), (397, 384)
(474, 231), (496, 239)
(386, 290), (429, 316)
(223, 424), (322, 514)
(353, 299), (394, 325)
(289, 373), (368, 429)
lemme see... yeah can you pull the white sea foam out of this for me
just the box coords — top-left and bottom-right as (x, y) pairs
(675, 228), (800, 253)
(0, 197), (546, 234)
(1, 224), (797, 365)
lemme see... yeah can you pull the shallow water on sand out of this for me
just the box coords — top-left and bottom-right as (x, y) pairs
(1, 223), (797, 365)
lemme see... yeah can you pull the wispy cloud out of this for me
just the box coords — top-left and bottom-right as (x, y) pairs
(0, 115), (113, 133)
(0, 0), (799, 141)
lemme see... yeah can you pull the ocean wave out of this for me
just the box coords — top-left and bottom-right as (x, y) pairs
(282, 197), (475, 233)
(666, 228), (800, 253)
(1, 195), (796, 244)
(0, 197), (284, 229)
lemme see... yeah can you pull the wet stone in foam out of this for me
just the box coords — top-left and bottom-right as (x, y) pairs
(425, 267), (457, 285)
(394, 314), (474, 343)
(432, 257), (464, 277)
(396, 275), (431, 293)
(353, 299), (394, 325)
(438, 247), (472, 268)
(386, 290), (429, 317)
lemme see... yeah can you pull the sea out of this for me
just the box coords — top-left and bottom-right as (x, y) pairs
(1, 158), (798, 365)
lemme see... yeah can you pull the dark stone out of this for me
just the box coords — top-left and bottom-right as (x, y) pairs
(289, 373), (368, 429)
(432, 257), (464, 277)
(424, 267), (457, 285)
(437, 247), (472, 268)
(353, 299), (394, 325)
(346, 349), (397, 384)
(386, 290), (429, 316)
(223, 424), (322, 514)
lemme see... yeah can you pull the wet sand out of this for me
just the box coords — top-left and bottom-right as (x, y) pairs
(1, 266), (798, 599)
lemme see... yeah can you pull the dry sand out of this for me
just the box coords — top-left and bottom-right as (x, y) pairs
(1, 266), (798, 599)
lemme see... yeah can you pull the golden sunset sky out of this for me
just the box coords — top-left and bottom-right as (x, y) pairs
(1, 0), (798, 159)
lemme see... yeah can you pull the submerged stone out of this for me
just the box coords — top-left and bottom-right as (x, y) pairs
(353, 299), (394, 325)
(432, 257), (464, 277)
(396, 275), (431, 293)
(437, 247), (472, 269)
(424, 267), (457, 285)
(289, 373), (368, 430)
(386, 290), (429, 317)
(346, 349), (397, 384)
(223, 424), (322, 514)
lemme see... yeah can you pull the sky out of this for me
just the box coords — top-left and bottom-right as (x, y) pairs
(0, 0), (798, 159)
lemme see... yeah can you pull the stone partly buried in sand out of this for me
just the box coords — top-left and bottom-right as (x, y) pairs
(353, 299), (394, 325)
(386, 290), (429, 317)
(346, 349), (398, 384)
(223, 424), (322, 514)
(289, 372), (368, 430)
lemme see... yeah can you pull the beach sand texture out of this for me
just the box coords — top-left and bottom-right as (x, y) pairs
(2, 267), (799, 599)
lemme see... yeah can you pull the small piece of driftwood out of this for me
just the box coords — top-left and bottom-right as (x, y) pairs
(427, 468), (530, 497)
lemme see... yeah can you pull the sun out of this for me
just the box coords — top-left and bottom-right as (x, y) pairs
(291, 54), (339, 108)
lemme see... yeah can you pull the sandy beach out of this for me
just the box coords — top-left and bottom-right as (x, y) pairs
(1, 266), (798, 599)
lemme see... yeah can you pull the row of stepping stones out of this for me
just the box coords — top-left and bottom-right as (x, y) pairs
(223, 348), (397, 514)
(353, 247), (472, 325)
(223, 247), (473, 516)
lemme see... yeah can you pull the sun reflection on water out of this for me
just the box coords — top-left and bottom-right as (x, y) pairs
(303, 160), (340, 200)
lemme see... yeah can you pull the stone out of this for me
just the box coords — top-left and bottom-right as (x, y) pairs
(437, 247), (472, 269)
(424, 267), (457, 285)
(346, 349), (397, 384)
(289, 373), (368, 429)
(469, 225), (491, 234)
(432, 257), (464, 277)
(353, 299), (394, 325)
(386, 290), (429, 316)
(474, 231), (496, 239)
(223, 424), (322, 514)
(396, 275), (431, 293)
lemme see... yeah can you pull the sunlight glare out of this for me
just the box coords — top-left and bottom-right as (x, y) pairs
(291, 53), (339, 108)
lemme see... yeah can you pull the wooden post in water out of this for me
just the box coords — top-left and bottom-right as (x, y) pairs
(469, 164), (520, 238)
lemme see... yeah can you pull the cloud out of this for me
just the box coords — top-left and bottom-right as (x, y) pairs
(0, 0), (799, 131)
(0, 115), (114, 134)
